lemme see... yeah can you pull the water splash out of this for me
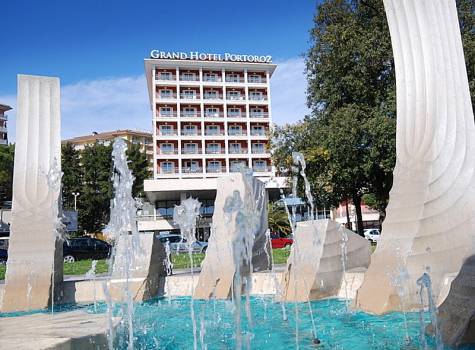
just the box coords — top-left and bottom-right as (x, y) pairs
(173, 197), (202, 350)
(339, 225), (350, 312)
(103, 138), (140, 350)
(163, 241), (173, 276)
(292, 152), (314, 220)
(85, 260), (98, 311)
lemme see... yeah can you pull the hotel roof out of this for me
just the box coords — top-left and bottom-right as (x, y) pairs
(63, 129), (152, 144)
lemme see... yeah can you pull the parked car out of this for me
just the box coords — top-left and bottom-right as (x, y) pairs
(157, 234), (208, 253)
(63, 237), (111, 262)
(364, 229), (381, 243)
(270, 232), (293, 249)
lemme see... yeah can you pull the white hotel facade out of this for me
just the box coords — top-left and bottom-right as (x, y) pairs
(140, 52), (285, 237)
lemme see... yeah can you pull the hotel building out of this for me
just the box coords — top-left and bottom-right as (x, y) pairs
(0, 104), (11, 146)
(140, 52), (285, 237)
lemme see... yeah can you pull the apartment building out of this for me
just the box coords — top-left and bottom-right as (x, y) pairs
(0, 104), (11, 146)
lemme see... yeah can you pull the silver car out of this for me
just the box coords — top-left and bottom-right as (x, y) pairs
(158, 234), (208, 253)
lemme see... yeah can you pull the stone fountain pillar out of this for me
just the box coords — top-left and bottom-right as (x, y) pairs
(280, 219), (370, 302)
(355, 0), (475, 314)
(1, 75), (63, 312)
(193, 172), (271, 299)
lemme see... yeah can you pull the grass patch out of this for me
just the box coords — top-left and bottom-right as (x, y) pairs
(63, 259), (109, 275)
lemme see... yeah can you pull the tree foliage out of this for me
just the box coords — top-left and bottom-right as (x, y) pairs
(126, 143), (151, 198)
(268, 202), (292, 236)
(0, 145), (14, 206)
(61, 143), (82, 210)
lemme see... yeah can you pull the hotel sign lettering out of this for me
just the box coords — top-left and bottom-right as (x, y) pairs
(150, 50), (272, 63)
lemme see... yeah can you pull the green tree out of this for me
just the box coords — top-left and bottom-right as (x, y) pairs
(79, 143), (113, 233)
(457, 0), (475, 108)
(268, 202), (292, 236)
(0, 145), (14, 206)
(61, 143), (82, 210)
(126, 143), (151, 198)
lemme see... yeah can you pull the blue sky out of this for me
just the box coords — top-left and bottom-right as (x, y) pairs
(1, 0), (316, 140)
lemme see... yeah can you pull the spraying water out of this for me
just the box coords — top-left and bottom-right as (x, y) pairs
(292, 152), (314, 220)
(85, 260), (98, 311)
(103, 138), (141, 350)
(173, 197), (202, 350)
(339, 225), (350, 312)
(416, 271), (442, 350)
(163, 241), (173, 276)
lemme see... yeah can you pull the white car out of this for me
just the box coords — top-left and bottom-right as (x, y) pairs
(364, 229), (381, 243)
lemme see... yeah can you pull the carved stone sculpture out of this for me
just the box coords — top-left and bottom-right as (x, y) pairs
(193, 172), (271, 299)
(1, 75), (63, 312)
(355, 0), (475, 314)
(280, 219), (370, 302)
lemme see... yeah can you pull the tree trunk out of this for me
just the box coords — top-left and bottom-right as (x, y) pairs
(353, 194), (364, 236)
(345, 200), (351, 230)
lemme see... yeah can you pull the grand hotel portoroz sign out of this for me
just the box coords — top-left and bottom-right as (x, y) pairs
(150, 50), (272, 63)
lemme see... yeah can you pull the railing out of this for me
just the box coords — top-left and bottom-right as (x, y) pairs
(203, 93), (223, 100)
(180, 112), (201, 118)
(205, 148), (225, 154)
(228, 131), (247, 136)
(182, 148), (202, 154)
(0, 139), (7, 145)
(203, 112), (223, 118)
(226, 95), (245, 101)
(204, 130), (224, 136)
(251, 148), (267, 154)
(249, 95), (268, 101)
(227, 113), (245, 118)
(250, 130), (267, 136)
(203, 76), (222, 82)
(230, 165), (247, 173)
(181, 130), (201, 136)
(158, 149), (178, 155)
(253, 166), (272, 172)
(206, 166), (226, 173)
(0, 114), (7, 120)
(158, 130), (178, 136)
(180, 93), (200, 100)
(0, 127), (7, 133)
(155, 74), (176, 81)
(182, 167), (203, 174)
(249, 112), (269, 118)
(248, 77), (267, 84)
(179, 75), (200, 82)
(156, 112), (177, 118)
(229, 148), (248, 154)
(225, 76), (245, 83)
(159, 168), (179, 175)
(156, 93), (177, 100)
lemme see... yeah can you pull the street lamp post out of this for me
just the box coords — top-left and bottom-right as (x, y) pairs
(72, 192), (80, 211)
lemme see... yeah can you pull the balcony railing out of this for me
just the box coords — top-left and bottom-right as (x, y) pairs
(0, 139), (7, 145)
(251, 148), (267, 154)
(253, 166), (272, 172)
(250, 112), (269, 118)
(182, 148), (202, 154)
(157, 112), (177, 118)
(230, 165), (247, 173)
(203, 76), (222, 82)
(225, 76), (245, 83)
(249, 95), (268, 101)
(156, 93), (177, 100)
(229, 148), (248, 154)
(158, 149), (178, 155)
(181, 130), (201, 136)
(248, 77), (267, 84)
(182, 167), (203, 174)
(0, 127), (7, 133)
(155, 74), (176, 81)
(158, 130), (178, 136)
(204, 130), (224, 136)
(205, 148), (225, 155)
(180, 112), (201, 118)
(226, 95), (245, 101)
(203, 93), (223, 100)
(228, 130), (247, 136)
(204, 112), (224, 118)
(0, 114), (7, 120)
(159, 168), (179, 175)
(180, 75), (199, 82)
(227, 113), (245, 118)
(180, 93), (200, 100)
(206, 166), (226, 173)
(250, 130), (267, 136)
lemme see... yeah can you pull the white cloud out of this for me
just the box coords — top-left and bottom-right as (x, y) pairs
(1, 58), (308, 142)
(270, 57), (310, 125)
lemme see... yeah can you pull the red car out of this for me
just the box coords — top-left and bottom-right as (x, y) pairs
(271, 232), (293, 249)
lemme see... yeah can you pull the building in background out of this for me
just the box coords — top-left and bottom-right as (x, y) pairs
(0, 104), (12, 146)
(333, 200), (381, 231)
(63, 129), (153, 171)
(140, 51), (285, 238)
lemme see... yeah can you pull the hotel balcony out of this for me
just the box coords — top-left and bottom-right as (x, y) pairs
(226, 94), (245, 101)
(180, 93), (200, 100)
(253, 165), (273, 173)
(156, 93), (177, 100)
(248, 95), (268, 101)
(157, 111), (177, 118)
(181, 129), (202, 136)
(203, 93), (223, 100)
(247, 76), (267, 84)
(182, 148), (202, 155)
(203, 75), (222, 83)
(155, 73), (176, 81)
(225, 76), (245, 83)
(0, 139), (7, 145)
(0, 127), (7, 133)
(228, 129), (247, 136)
(250, 112), (269, 118)
(182, 167), (203, 174)
(158, 149), (178, 155)
(230, 165), (248, 173)
(251, 148), (267, 154)
(227, 112), (246, 119)
(250, 129), (267, 136)
(179, 74), (200, 82)
(204, 129), (224, 136)
(158, 129), (178, 136)
(180, 112), (201, 118)
(0, 114), (7, 120)
(206, 166), (226, 174)
(205, 147), (225, 155)
(158, 168), (179, 175)
(229, 148), (248, 155)
(204, 112), (224, 118)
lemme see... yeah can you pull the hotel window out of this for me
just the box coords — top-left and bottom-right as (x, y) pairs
(204, 73), (218, 82)
(183, 160), (200, 173)
(253, 160), (266, 171)
(160, 125), (174, 135)
(251, 125), (264, 135)
(160, 89), (173, 99)
(183, 124), (197, 135)
(160, 143), (174, 154)
(160, 107), (173, 116)
(227, 91), (241, 100)
(231, 160), (246, 172)
(182, 90), (196, 100)
(207, 161), (221, 172)
(252, 143), (265, 154)
(205, 90), (218, 99)
(226, 73), (239, 83)
(182, 107), (197, 117)
(205, 107), (219, 117)
(207, 143), (221, 154)
(250, 108), (264, 117)
(248, 75), (262, 83)
(229, 143), (242, 154)
(249, 91), (263, 100)
(228, 125), (242, 135)
(183, 143), (198, 153)
(206, 125), (220, 135)
(159, 72), (172, 80)
(228, 108), (241, 117)
(161, 162), (175, 174)
(181, 72), (196, 81)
